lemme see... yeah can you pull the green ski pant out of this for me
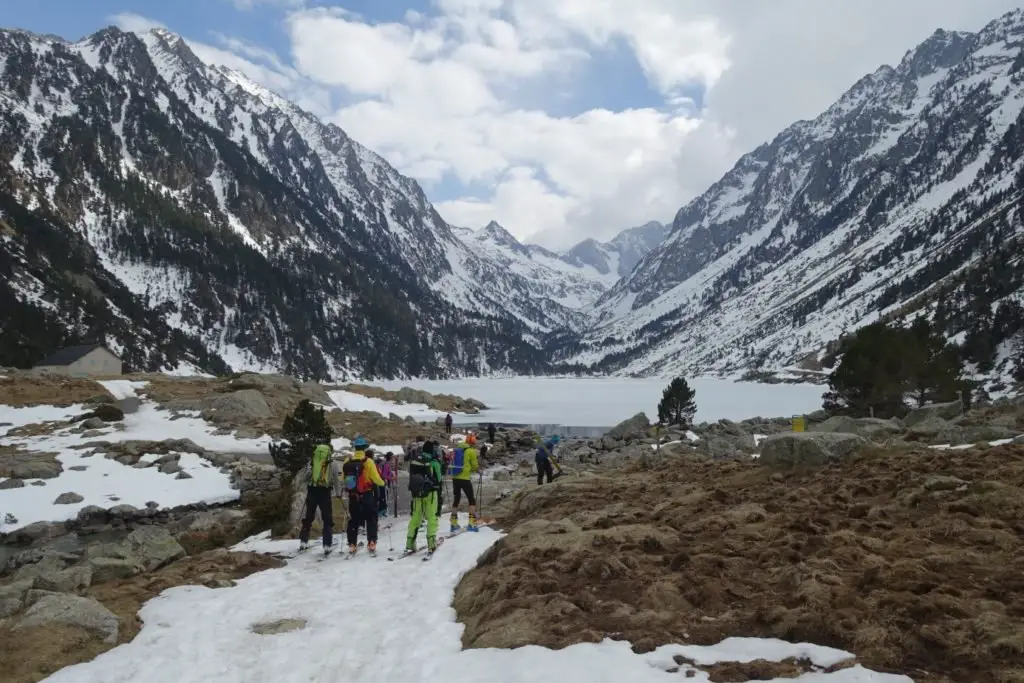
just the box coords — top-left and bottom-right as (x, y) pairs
(407, 491), (438, 550)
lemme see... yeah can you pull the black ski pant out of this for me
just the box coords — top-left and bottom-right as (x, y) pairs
(347, 491), (378, 546)
(377, 485), (388, 514)
(537, 460), (553, 485)
(299, 486), (333, 547)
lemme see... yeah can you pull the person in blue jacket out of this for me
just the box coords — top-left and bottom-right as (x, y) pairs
(535, 435), (560, 485)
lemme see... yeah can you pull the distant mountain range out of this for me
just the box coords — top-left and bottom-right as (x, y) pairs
(2, 10), (1023, 389)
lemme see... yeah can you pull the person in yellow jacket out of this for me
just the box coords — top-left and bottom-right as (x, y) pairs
(449, 433), (480, 532)
(342, 435), (386, 556)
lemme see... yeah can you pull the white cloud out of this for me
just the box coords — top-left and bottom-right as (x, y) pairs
(110, 13), (166, 34)
(119, 1), (1024, 249)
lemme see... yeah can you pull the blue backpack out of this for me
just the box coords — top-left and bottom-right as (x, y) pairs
(450, 446), (466, 476)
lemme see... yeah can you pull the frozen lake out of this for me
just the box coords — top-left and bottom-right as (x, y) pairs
(371, 377), (827, 427)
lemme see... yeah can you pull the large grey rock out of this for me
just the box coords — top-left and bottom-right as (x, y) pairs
(117, 396), (143, 415)
(0, 579), (34, 618)
(759, 432), (869, 467)
(606, 412), (651, 440)
(696, 436), (744, 459)
(905, 400), (963, 427)
(9, 459), (61, 479)
(14, 593), (120, 644)
(54, 492), (84, 504)
(14, 554), (92, 593)
(811, 415), (903, 438)
(85, 527), (186, 579)
(201, 389), (272, 423)
(0, 477), (26, 489)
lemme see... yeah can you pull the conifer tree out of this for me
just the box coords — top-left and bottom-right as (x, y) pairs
(268, 399), (333, 477)
(657, 376), (697, 427)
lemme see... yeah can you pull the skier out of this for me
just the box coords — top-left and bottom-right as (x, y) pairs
(342, 435), (386, 556)
(298, 439), (342, 556)
(535, 436), (557, 485)
(405, 439), (443, 558)
(487, 422), (496, 444)
(449, 433), (480, 532)
(444, 413), (453, 434)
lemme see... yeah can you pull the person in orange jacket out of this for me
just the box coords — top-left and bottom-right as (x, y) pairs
(342, 435), (386, 556)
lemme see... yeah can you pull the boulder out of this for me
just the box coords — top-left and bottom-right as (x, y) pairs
(0, 579), (34, 618)
(117, 396), (143, 415)
(606, 413), (651, 441)
(14, 554), (92, 593)
(85, 527), (186, 578)
(90, 404), (125, 422)
(905, 400), (963, 427)
(695, 436), (744, 459)
(54, 492), (84, 504)
(201, 390), (272, 423)
(80, 417), (106, 430)
(8, 458), (62, 479)
(811, 415), (903, 438)
(0, 477), (26, 489)
(14, 593), (120, 644)
(759, 432), (869, 467)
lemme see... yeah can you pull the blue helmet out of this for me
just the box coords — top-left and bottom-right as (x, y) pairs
(352, 435), (369, 449)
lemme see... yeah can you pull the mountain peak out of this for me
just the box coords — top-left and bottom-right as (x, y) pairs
(480, 221), (521, 247)
(896, 27), (975, 78)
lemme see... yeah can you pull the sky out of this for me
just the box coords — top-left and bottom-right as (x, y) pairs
(5, 1), (1023, 249)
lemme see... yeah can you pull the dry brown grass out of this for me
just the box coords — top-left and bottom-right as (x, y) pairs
(453, 444), (1024, 683)
(0, 374), (112, 407)
(0, 551), (283, 683)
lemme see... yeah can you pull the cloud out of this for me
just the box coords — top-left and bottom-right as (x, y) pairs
(228, 0), (304, 10)
(119, 1), (1024, 249)
(110, 13), (166, 34)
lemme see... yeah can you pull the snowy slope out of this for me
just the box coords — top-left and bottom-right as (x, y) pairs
(571, 11), (1024, 382)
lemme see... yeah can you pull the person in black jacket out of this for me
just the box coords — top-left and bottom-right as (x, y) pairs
(487, 423), (496, 444)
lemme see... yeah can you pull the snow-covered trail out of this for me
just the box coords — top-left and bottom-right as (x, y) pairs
(44, 517), (911, 683)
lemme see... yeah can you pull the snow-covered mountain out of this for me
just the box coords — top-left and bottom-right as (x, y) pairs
(0, 26), (604, 377)
(456, 221), (609, 317)
(568, 10), (1024, 384)
(560, 220), (669, 280)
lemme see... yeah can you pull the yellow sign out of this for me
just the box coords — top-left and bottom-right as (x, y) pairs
(792, 416), (805, 432)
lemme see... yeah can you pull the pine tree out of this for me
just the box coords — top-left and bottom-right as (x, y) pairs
(657, 376), (697, 427)
(823, 320), (964, 418)
(268, 399), (333, 477)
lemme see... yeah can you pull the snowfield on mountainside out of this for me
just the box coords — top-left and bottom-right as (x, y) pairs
(40, 521), (911, 683)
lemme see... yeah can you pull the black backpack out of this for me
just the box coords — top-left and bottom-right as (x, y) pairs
(341, 457), (364, 492)
(408, 456), (438, 498)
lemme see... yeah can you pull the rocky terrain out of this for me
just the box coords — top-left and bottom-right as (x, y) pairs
(455, 442), (1024, 682)
(453, 398), (1024, 683)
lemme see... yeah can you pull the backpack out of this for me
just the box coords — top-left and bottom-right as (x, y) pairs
(408, 456), (438, 498)
(450, 446), (466, 477)
(342, 456), (366, 493)
(311, 444), (332, 487)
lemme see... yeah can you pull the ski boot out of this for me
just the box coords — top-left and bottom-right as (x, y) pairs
(449, 513), (461, 533)
(423, 547), (435, 561)
(298, 541), (310, 553)
(467, 514), (479, 532)
(402, 547), (417, 557)
(368, 541), (377, 558)
(348, 544), (357, 557)
(323, 545), (333, 558)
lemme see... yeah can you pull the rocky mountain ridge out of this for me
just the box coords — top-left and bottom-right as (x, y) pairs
(564, 10), (1024, 389)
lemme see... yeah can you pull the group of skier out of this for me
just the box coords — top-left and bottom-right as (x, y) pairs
(297, 427), (502, 560)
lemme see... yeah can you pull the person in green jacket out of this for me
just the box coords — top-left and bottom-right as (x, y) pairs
(405, 440), (443, 557)
(298, 440), (342, 556)
(449, 433), (480, 532)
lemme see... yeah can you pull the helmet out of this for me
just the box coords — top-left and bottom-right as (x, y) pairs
(551, 435), (561, 444)
(466, 434), (477, 445)
(352, 435), (369, 449)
